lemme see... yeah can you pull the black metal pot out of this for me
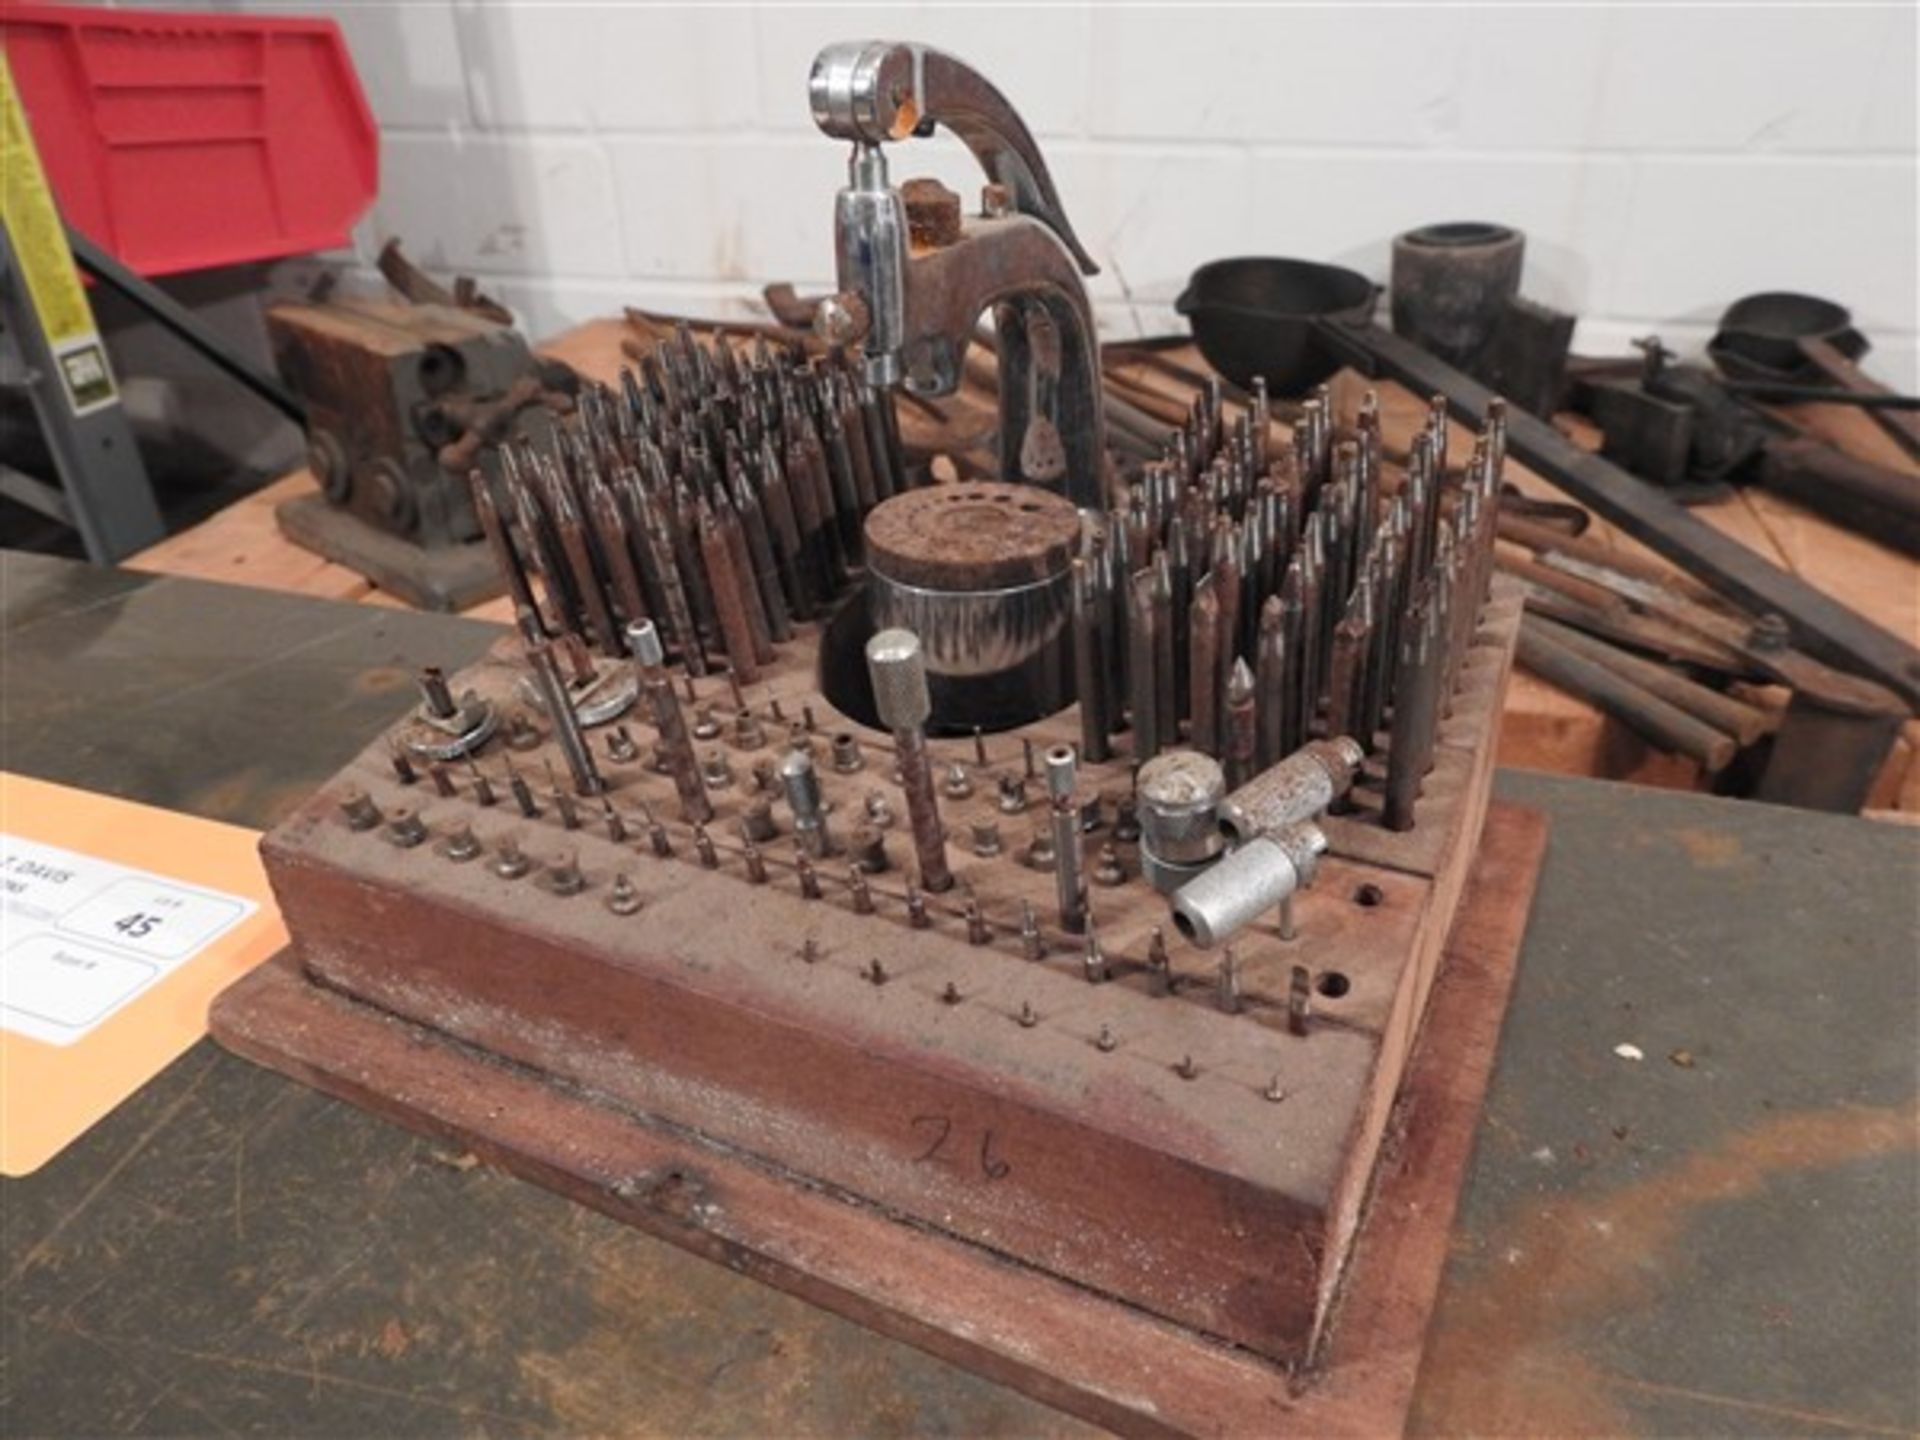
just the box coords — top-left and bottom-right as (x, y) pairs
(1174, 257), (1377, 394)
(1389, 221), (1525, 370)
(1709, 291), (1867, 382)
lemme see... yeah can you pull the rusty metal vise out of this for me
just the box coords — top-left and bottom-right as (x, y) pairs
(808, 42), (1109, 512)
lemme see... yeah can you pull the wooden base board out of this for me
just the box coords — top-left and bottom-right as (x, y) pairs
(212, 801), (1547, 1439)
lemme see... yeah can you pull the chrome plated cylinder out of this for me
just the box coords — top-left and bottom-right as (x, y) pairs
(863, 482), (1081, 731)
(867, 568), (1072, 679)
(1170, 821), (1327, 948)
(1216, 736), (1365, 846)
(1136, 750), (1227, 866)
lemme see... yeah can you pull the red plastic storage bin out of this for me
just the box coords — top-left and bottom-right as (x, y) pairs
(1, 3), (378, 276)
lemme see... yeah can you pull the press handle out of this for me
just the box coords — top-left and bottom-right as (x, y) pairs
(809, 41), (1098, 277)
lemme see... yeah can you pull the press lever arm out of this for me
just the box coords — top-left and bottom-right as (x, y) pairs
(808, 41), (1098, 276)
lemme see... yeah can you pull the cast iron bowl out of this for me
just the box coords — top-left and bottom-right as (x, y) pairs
(1175, 257), (1377, 393)
(1708, 290), (1869, 383)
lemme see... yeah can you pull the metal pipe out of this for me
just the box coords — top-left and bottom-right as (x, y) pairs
(1169, 821), (1326, 948)
(527, 634), (606, 797)
(1046, 744), (1087, 933)
(629, 618), (712, 822)
(1517, 620), (1738, 772)
(1353, 321), (1920, 708)
(865, 628), (953, 892)
(1217, 737), (1364, 847)
(1527, 614), (1773, 746)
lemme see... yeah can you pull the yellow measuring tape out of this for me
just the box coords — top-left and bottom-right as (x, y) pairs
(0, 51), (117, 414)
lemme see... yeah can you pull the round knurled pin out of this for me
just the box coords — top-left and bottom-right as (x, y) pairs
(865, 628), (931, 733)
(970, 819), (1002, 857)
(386, 806), (427, 848)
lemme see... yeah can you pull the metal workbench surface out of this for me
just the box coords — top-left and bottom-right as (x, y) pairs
(4, 550), (1915, 1438)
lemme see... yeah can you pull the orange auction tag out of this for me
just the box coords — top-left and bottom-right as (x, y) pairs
(0, 773), (285, 1174)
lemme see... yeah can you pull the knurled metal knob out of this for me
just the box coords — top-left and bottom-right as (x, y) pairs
(866, 628), (931, 733)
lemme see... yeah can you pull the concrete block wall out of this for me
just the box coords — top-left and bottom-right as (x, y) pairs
(221, 3), (1916, 386)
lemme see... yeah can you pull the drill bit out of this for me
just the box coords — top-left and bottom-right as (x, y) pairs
(548, 467), (620, 656)
(697, 496), (761, 684)
(717, 488), (774, 663)
(469, 469), (542, 625)
(1127, 568), (1160, 763)
(586, 471), (649, 630)
(1223, 656), (1257, 790)
(1188, 573), (1221, 756)
(1384, 591), (1443, 832)
(639, 494), (706, 675)
(728, 458), (792, 642)
(1255, 596), (1287, 770)
(1071, 556), (1111, 763)
(1150, 551), (1177, 747)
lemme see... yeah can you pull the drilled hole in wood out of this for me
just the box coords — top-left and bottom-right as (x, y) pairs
(1353, 883), (1385, 908)
(1315, 971), (1351, 999)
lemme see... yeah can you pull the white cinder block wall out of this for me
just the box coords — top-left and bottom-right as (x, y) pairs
(255, 2), (1915, 386)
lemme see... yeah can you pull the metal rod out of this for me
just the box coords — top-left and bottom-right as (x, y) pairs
(629, 618), (713, 822)
(1047, 745), (1087, 934)
(866, 629), (953, 892)
(527, 632), (606, 797)
(1517, 620), (1738, 771)
(1352, 322), (1920, 707)
(1072, 557), (1111, 762)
